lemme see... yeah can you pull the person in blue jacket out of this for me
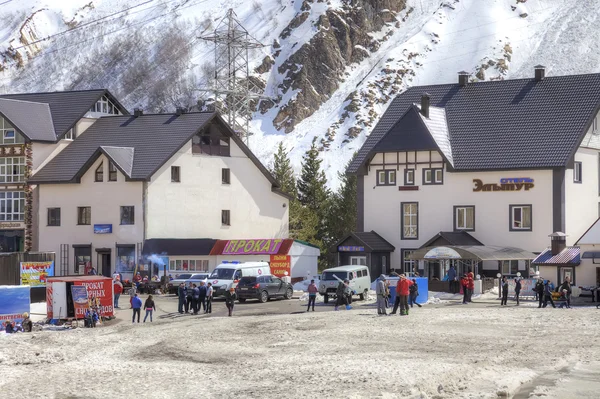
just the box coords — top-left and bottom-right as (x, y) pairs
(447, 265), (457, 293)
(543, 280), (556, 308)
(131, 293), (143, 323)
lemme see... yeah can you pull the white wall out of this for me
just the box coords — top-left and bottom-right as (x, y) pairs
(565, 147), (600, 245)
(577, 244), (600, 287)
(364, 150), (554, 268)
(146, 139), (289, 240)
(37, 155), (144, 274)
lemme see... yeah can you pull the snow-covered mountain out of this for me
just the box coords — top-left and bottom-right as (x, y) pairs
(2, 0), (599, 189)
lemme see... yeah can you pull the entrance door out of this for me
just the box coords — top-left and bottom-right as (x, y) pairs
(560, 267), (573, 284)
(97, 251), (111, 277)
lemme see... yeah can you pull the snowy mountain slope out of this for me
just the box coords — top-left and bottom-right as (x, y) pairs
(1, 0), (600, 189)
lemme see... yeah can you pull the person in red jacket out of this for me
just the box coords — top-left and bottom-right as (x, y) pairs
(396, 275), (414, 316)
(113, 278), (124, 309)
(467, 272), (475, 303)
(461, 274), (469, 304)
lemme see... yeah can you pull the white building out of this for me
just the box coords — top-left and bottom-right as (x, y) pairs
(0, 90), (126, 254)
(30, 110), (291, 278)
(345, 67), (600, 281)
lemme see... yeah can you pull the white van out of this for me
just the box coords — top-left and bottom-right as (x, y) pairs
(209, 261), (271, 297)
(319, 265), (371, 303)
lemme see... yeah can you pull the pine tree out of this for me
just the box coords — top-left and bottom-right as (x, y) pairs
(297, 137), (329, 213)
(271, 142), (297, 197)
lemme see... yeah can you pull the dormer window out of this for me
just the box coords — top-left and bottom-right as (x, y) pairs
(95, 162), (104, 182)
(64, 128), (75, 140)
(0, 118), (25, 145)
(108, 162), (117, 182)
(89, 96), (121, 115)
(192, 129), (230, 157)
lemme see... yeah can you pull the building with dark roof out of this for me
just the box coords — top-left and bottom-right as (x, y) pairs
(344, 67), (600, 282)
(33, 110), (291, 278)
(0, 89), (127, 253)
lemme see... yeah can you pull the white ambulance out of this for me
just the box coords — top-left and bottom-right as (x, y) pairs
(209, 261), (271, 297)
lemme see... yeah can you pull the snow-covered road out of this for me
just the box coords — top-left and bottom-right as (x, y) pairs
(1, 301), (599, 398)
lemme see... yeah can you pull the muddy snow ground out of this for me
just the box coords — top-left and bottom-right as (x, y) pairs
(1, 297), (599, 399)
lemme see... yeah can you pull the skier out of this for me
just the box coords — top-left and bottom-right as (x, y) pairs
(409, 279), (422, 308)
(500, 276), (509, 306)
(397, 274), (413, 315)
(514, 278), (522, 306)
(307, 279), (318, 312)
(224, 287), (237, 316)
(376, 274), (388, 316)
(535, 278), (545, 308)
(543, 280), (556, 308)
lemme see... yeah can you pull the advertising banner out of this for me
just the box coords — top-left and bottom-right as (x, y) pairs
(223, 239), (283, 255)
(508, 278), (537, 296)
(94, 224), (112, 234)
(70, 286), (89, 319)
(0, 286), (30, 323)
(73, 279), (114, 317)
(270, 255), (291, 277)
(20, 261), (54, 286)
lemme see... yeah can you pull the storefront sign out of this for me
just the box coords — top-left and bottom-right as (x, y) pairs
(70, 286), (89, 319)
(424, 247), (461, 259)
(94, 224), (112, 234)
(473, 178), (534, 192)
(223, 239), (283, 255)
(0, 222), (24, 229)
(270, 255), (291, 277)
(20, 261), (54, 286)
(337, 246), (365, 252)
(73, 280), (114, 317)
(0, 285), (30, 323)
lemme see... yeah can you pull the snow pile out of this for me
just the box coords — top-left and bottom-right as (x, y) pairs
(292, 277), (320, 292)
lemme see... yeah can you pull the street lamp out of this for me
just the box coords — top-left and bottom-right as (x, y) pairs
(497, 273), (502, 299)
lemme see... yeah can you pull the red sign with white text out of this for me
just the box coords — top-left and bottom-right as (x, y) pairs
(73, 279), (114, 317)
(270, 255), (291, 278)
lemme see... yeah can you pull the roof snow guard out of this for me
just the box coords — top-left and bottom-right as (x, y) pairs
(532, 247), (580, 266)
(409, 245), (536, 261)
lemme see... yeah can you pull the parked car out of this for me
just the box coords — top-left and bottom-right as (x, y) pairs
(319, 265), (371, 303)
(236, 275), (293, 303)
(168, 273), (193, 295)
(184, 273), (210, 287)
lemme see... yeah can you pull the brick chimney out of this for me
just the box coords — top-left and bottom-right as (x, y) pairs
(458, 71), (470, 87)
(549, 232), (567, 256)
(133, 108), (144, 117)
(534, 65), (546, 82)
(420, 93), (430, 118)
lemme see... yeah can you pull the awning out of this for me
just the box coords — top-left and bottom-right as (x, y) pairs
(142, 239), (217, 256)
(582, 251), (600, 259)
(409, 245), (536, 261)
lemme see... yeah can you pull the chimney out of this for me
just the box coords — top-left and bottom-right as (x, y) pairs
(420, 93), (430, 118)
(534, 65), (546, 82)
(175, 107), (186, 116)
(133, 108), (144, 117)
(549, 232), (567, 256)
(458, 71), (470, 87)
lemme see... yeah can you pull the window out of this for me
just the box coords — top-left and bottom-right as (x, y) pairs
(169, 259), (209, 271)
(222, 168), (230, 184)
(0, 118), (24, 145)
(376, 170), (396, 186)
(402, 249), (416, 273)
(510, 205), (532, 231)
(0, 191), (25, 221)
(77, 207), (91, 225)
(574, 161), (582, 183)
(192, 130), (230, 156)
(350, 256), (366, 266)
(501, 260), (519, 275)
(74, 245), (91, 274)
(48, 207), (61, 226)
(64, 128), (75, 140)
(120, 206), (134, 225)
(116, 246), (135, 275)
(401, 202), (418, 239)
(108, 162), (117, 182)
(89, 95), (121, 115)
(454, 206), (475, 231)
(95, 162), (103, 182)
(423, 168), (443, 185)
(222, 210), (230, 226)
(171, 166), (180, 182)
(404, 169), (415, 185)
(0, 157), (26, 183)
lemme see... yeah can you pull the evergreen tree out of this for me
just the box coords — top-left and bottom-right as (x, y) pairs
(297, 137), (329, 213)
(271, 142), (297, 197)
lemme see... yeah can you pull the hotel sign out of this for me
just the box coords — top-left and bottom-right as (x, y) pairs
(473, 178), (534, 192)
(223, 239), (283, 255)
(338, 246), (365, 252)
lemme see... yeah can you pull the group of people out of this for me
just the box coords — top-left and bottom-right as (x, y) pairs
(3, 312), (33, 334)
(376, 274), (421, 316)
(460, 272), (475, 304)
(130, 293), (156, 323)
(177, 281), (214, 315)
(534, 276), (572, 309)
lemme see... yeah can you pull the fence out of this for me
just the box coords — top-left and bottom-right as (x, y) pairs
(0, 252), (56, 303)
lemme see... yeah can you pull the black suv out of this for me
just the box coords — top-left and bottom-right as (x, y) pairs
(236, 275), (294, 303)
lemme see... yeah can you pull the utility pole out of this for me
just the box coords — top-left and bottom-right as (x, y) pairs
(200, 9), (265, 145)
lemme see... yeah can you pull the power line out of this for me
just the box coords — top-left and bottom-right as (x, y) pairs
(0, 0), (14, 6)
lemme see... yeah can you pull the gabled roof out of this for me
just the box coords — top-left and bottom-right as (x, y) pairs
(0, 89), (128, 140)
(334, 231), (395, 252)
(420, 231), (483, 249)
(532, 247), (580, 266)
(0, 98), (56, 141)
(29, 112), (286, 197)
(575, 217), (600, 245)
(373, 106), (438, 153)
(349, 72), (600, 173)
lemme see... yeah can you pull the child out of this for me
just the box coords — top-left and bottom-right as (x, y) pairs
(143, 295), (156, 322)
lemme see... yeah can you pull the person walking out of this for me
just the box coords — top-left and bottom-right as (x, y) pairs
(500, 276), (509, 306)
(397, 275), (413, 315)
(448, 265), (457, 293)
(558, 277), (572, 308)
(334, 280), (347, 311)
(307, 279), (318, 312)
(113, 279), (123, 309)
(131, 293), (142, 323)
(143, 295), (156, 322)
(535, 278), (545, 308)
(224, 287), (237, 317)
(543, 280), (556, 308)
(461, 274), (469, 304)
(409, 279), (422, 308)
(467, 272), (475, 302)
(177, 283), (186, 314)
(198, 281), (207, 313)
(185, 283), (193, 313)
(205, 282), (213, 314)
(191, 284), (200, 315)
(128, 285), (136, 309)
(514, 278), (522, 306)
(376, 274), (388, 316)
